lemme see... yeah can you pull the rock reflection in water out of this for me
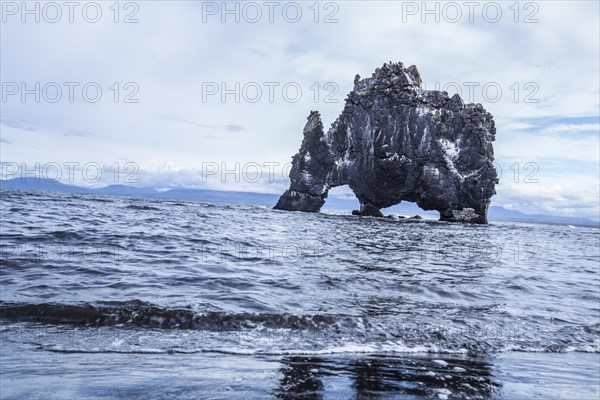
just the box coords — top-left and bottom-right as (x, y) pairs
(275, 354), (499, 399)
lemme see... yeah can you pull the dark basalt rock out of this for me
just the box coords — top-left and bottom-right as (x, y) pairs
(274, 62), (498, 224)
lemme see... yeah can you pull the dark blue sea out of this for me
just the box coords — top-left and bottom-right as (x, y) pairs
(1, 189), (599, 399)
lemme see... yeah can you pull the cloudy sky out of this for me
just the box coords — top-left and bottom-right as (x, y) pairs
(1, 1), (599, 219)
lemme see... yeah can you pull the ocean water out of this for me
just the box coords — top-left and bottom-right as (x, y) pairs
(1, 189), (599, 399)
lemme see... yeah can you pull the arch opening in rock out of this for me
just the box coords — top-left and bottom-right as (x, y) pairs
(322, 185), (359, 211)
(381, 202), (439, 219)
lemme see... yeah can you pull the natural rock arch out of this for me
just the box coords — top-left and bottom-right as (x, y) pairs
(274, 62), (498, 224)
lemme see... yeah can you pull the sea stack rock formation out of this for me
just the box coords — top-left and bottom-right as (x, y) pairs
(274, 62), (498, 223)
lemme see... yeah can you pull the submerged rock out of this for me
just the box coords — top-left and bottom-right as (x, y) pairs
(274, 62), (498, 224)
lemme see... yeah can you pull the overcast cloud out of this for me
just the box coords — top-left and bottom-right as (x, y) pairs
(1, 1), (598, 219)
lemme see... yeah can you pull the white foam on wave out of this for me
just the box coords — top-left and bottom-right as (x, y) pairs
(501, 343), (600, 353)
(433, 388), (452, 399)
(205, 342), (470, 356)
(37, 341), (600, 356)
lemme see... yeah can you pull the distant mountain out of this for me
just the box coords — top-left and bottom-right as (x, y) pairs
(0, 178), (279, 207)
(0, 178), (93, 193)
(1, 178), (598, 227)
(487, 206), (599, 227)
(161, 188), (278, 207)
(95, 184), (159, 195)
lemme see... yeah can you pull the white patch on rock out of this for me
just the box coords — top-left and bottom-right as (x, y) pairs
(438, 138), (467, 179)
(424, 165), (440, 179)
(416, 106), (430, 117)
(301, 170), (313, 183)
(421, 126), (429, 144)
(438, 138), (458, 158)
